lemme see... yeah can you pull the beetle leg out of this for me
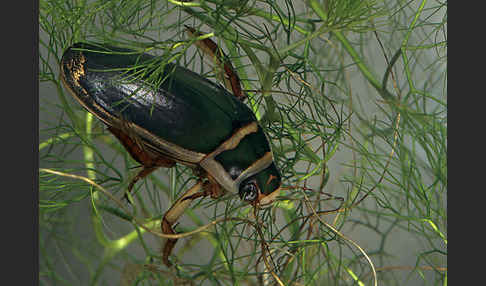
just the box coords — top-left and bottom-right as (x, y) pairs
(162, 181), (204, 267)
(180, 176), (225, 202)
(125, 166), (158, 201)
(161, 178), (224, 266)
(205, 173), (226, 199)
(107, 126), (176, 201)
(185, 25), (246, 102)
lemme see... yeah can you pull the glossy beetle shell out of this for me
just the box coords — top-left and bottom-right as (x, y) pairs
(60, 43), (281, 203)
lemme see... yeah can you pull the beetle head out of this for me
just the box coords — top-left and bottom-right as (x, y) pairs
(238, 162), (281, 206)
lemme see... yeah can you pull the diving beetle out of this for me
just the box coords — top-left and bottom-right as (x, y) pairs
(59, 32), (281, 266)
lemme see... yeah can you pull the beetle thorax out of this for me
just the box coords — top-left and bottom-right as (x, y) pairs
(198, 122), (275, 194)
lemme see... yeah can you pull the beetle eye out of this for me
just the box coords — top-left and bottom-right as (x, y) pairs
(239, 182), (258, 202)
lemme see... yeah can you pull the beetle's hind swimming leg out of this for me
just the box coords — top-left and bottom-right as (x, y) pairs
(185, 25), (246, 102)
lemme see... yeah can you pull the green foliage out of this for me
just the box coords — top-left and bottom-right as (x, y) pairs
(39, 0), (447, 285)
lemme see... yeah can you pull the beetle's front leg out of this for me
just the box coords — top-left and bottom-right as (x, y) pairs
(161, 179), (225, 266)
(161, 181), (203, 266)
